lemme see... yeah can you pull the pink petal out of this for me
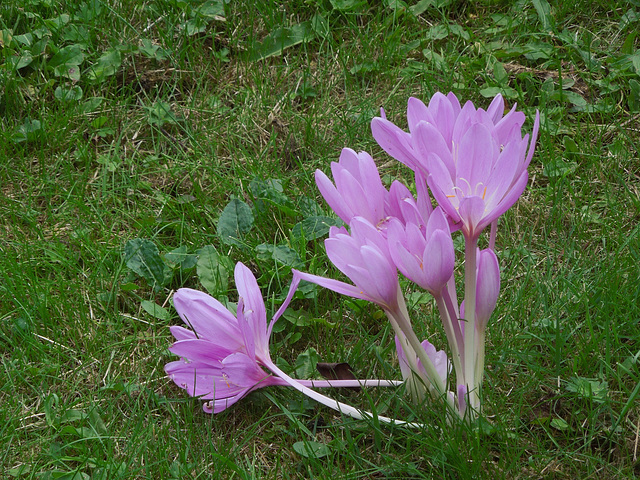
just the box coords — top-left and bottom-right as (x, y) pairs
(486, 94), (504, 124)
(173, 288), (242, 350)
(315, 169), (353, 223)
(371, 117), (418, 169)
(422, 230), (455, 294)
(234, 263), (268, 357)
(407, 96), (433, 133)
(458, 196), (487, 239)
(456, 123), (495, 190)
(291, 270), (378, 304)
(476, 248), (500, 330)
(168, 338), (234, 363)
(412, 121), (455, 177)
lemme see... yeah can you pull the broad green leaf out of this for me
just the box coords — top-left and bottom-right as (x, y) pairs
(566, 377), (608, 403)
(44, 13), (70, 31)
(448, 23), (470, 41)
(81, 96), (104, 113)
(283, 308), (334, 327)
(11, 118), (42, 144)
(422, 48), (447, 70)
(550, 418), (569, 431)
(293, 440), (331, 459)
(249, 22), (315, 61)
(123, 238), (169, 289)
(0, 29), (14, 48)
(196, 245), (231, 295)
(492, 61), (508, 84)
(523, 41), (553, 61)
(619, 8), (638, 30)
(195, 0), (225, 18)
(410, 0), (433, 15)
(479, 85), (518, 99)
(7, 465), (31, 477)
(146, 100), (179, 126)
(59, 409), (88, 423)
(563, 135), (578, 157)
(139, 38), (169, 61)
(16, 53), (34, 69)
(294, 347), (320, 378)
(140, 300), (170, 320)
(621, 31), (637, 55)
(255, 244), (303, 268)
(426, 24), (448, 40)
(384, 0), (409, 12)
(48, 44), (84, 80)
(542, 159), (577, 178)
(310, 13), (329, 39)
(217, 199), (254, 246)
(54, 85), (83, 101)
(249, 177), (297, 216)
(559, 90), (587, 108)
(184, 16), (207, 36)
(163, 246), (198, 270)
(330, 0), (366, 11)
(531, 0), (552, 31)
(291, 216), (342, 241)
(87, 48), (122, 82)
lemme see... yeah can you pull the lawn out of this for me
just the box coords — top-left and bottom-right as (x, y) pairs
(1, 0), (639, 478)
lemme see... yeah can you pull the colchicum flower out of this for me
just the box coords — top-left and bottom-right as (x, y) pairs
(315, 148), (426, 233)
(386, 207), (455, 296)
(372, 92), (540, 241)
(165, 263), (290, 413)
(166, 262), (407, 422)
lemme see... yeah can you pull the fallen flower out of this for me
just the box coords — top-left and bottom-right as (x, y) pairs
(166, 262), (407, 421)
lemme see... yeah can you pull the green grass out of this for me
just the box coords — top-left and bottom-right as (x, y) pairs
(1, 0), (640, 478)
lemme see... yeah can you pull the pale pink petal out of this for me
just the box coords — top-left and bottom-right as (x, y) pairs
(172, 289), (242, 350)
(315, 169), (353, 223)
(476, 249), (500, 331)
(371, 117), (418, 170)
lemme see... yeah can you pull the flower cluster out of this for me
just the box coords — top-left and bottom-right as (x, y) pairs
(166, 92), (539, 422)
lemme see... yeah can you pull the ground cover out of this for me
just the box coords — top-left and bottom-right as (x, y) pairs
(1, 0), (639, 478)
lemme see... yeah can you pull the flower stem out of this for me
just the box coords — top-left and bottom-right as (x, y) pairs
(463, 236), (478, 412)
(264, 361), (422, 428)
(298, 379), (403, 388)
(389, 291), (458, 416)
(434, 293), (463, 386)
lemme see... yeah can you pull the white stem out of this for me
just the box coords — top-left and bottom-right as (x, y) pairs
(435, 294), (463, 386)
(389, 292), (458, 416)
(463, 237), (478, 413)
(298, 379), (404, 388)
(265, 361), (423, 428)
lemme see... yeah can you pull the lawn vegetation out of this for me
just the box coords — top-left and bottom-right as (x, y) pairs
(1, 0), (639, 478)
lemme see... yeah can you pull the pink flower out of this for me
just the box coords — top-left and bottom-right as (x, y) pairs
(315, 148), (426, 232)
(323, 217), (399, 309)
(165, 263), (292, 413)
(315, 148), (388, 227)
(475, 248), (500, 332)
(372, 93), (540, 240)
(459, 248), (501, 334)
(386, 207), (455, 295)
(395, 335), (450, 389)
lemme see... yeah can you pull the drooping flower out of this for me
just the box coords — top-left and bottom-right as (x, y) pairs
(166, 263), (404, 415)
(165, 263), (292, 413)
